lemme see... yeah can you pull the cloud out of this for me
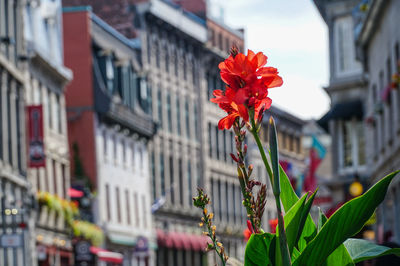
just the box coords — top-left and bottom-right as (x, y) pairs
(214, 0), (330, 119)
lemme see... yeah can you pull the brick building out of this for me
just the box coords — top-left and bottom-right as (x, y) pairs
(63, 6), (156, 265)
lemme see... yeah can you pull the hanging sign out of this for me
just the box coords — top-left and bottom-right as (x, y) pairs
(27, 105), (46, 167)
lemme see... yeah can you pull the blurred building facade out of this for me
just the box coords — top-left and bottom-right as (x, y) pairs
(24, 0), (74, 265)
(315, 0), (400, 242)
(203, 15), (247, 264)
(354, 0), (400, 243)
(0, 0), (32, 265)
(63, 7), (156, 265)
(314, 0), (368, 208)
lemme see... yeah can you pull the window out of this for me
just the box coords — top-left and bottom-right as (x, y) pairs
(187, 162), (192, 206)
(167, 93), (172, 132)
(155, 41), (160, 67)
(217, 180), (222, 219)
(218, 33), (223, 51)
(223, 130), (227, 162)
(160, 153), (165, 195)
(61, 164), (66, 199)
(116, 187), (121, 223)
(47, 91), (52, 130)
(343, 121), (353, 167)
(179, 159), (183, 205)
(340, 120), (366, 169)
(165, 48), (169, 72)
(15, 86), (22, 173)
(151, 153), (156, 201)
(215, 126), (220, 160)
(232, 183), (236, 224)
(103, 130), (107, 158)
(176, 97), (181, 135)
(169, 155), (174, 203)
(157, 89), (162, 128)
(194, 103), (199, 141)
(106, 184), (111, 221)
(53, 160), (57, 195)
(185, 98), (190, 138)
(134, 192), (139, 226)
(208, 123), (213, 158)
(126, 190), (131, 225)
(113, 135), (117, 163)
(142, 195), (147, 228)
(357, 123), (366, 166)
(106, 56), (114, 94)
(174, 49), (179, 76)
(131, 143), (135, 169)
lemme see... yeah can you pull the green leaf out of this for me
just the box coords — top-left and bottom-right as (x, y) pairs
(279, 166), (299, 212)
(344, 238), (400, 263)
(318, 207), (327, 232)
(325, 244), (355, 266)
(245, 233), (275, 266)
(293, 171), (400, 266)
(279, 166), (316, 251)
(317, 208), (354, 266)
(295, 190), (317, 249)
(281, 193), (308, 255)
(269, 117), (280, 195)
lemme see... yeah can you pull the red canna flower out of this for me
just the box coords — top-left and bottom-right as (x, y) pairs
(211, 49), (282, 130)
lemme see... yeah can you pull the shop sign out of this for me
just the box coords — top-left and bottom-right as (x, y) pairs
(0, 234), (22, 248)
(74, 240), (93, 265)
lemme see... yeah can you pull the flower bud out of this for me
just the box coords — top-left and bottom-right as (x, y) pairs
(230, 153), (239, 162)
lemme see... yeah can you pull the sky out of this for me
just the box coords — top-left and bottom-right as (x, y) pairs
(209, 0), (331, 120)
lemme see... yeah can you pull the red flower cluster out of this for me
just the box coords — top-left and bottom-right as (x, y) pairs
(211, 50), (283, 130)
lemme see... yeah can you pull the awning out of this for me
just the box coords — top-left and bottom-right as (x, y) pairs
(68, 188), (84, 198)
(90, 246), (123, 264)
(317, 100), (364, 131)
(157, 230), (209, 251)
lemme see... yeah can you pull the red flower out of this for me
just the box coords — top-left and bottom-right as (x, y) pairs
(211, 50), (282, 129)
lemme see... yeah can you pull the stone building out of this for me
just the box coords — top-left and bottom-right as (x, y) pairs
(314, 0), (368, 207)
(63, 7), (156, 265)
(0, 0), (33, 265)
(203, 15), (247, 264)
(354, 0), (400, 243)
(23, 0), (74, 265)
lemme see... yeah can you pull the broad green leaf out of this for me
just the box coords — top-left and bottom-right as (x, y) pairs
(344, 238), (400, 263)
(279, 166), (316, 251)
(325, 244), (354, 266)
(281, 193), (308, 255)
(295, 190), (317, 249)
(245, 233), (275, 266)
(279, 166), (298, 212)
(318, 208), (354, 266)
(293, 171), (399, 266)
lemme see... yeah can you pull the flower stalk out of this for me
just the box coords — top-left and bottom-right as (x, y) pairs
(193, 189), (228, 266)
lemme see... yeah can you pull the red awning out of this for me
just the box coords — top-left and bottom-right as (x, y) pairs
(69, 188), (84, 198)
(90, 246), (123, 264)
(157, 230), (209, 251)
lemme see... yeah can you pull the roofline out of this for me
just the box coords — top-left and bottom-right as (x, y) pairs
(62, 6), (140, 50)
(207, 17), (244, 40)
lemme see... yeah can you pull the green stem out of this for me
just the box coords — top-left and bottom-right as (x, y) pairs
(205, 212), (226, 266)
(250, 125), (273, 183)
(250, 118), (291, 266)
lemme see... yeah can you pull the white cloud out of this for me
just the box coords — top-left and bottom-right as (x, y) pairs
(214, 0), (330, 119)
